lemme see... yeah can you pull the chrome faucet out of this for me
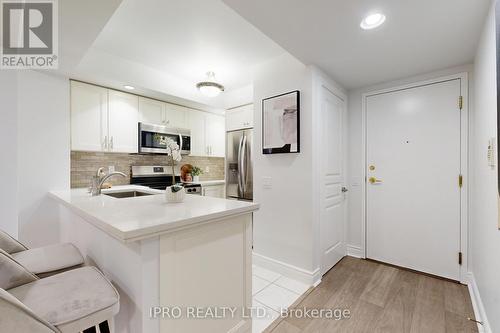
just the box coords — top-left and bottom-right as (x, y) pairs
(90, 169), (127, 196)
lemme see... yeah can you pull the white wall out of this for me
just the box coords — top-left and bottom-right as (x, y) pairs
(17, 71), (71, 247)
(346, 64), (473, 252)
(252, 53), (316, 273)
(0, 72), (19, 238)
(470, 3), (499, 331)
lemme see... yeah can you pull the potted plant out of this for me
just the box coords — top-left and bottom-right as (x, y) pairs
(165, 138), (185, 203)
(191, 166), (203, 182)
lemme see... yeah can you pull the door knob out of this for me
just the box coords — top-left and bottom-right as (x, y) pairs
(368, 177), (383, 184)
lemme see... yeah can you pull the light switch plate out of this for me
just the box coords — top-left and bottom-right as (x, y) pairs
(263, 177), (272, 189)
(108, 166), (115, 173)
(488, 137), (496, 168)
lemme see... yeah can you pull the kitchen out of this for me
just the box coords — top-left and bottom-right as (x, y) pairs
(69, 80), (251, 201)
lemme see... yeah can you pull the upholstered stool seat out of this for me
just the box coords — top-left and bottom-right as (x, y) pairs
(11, 243), (84, 278)
(7, 266), (120, 333)
(0, 229), (84, 278)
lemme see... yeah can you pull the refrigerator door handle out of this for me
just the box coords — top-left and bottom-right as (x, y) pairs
(241, 135), (247, 194)
(237, 135), (244, 195)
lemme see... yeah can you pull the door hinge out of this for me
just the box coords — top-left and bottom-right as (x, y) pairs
(459, 174), (463, 188)
(458, 96), (463, 110)
(458, 252), (463, 265)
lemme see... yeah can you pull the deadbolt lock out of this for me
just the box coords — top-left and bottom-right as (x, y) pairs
(369, 165), (375, 171)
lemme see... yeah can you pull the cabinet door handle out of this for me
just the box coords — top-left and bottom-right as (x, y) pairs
(110, 136), (114, 150)
(103, 136), (108, 150)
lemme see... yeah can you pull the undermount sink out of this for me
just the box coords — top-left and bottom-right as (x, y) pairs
(104, 191), (154, 199)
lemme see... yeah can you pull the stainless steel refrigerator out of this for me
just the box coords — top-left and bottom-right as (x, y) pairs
(226, 129), (253, 201)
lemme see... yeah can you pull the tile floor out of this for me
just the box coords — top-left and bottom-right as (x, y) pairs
(252, 265), (310, 333)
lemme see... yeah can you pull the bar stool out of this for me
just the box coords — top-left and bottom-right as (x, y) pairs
(0, 229), (84, 278)
(0, 249), (120, 333)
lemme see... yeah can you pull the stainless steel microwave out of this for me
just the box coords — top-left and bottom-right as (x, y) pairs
(138, 123), (191, 155)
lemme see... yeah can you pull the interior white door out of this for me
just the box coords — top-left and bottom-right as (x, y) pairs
(108, 90), (139, 153)
(366, 79), (461, 280)
(320, 87), (346, 275)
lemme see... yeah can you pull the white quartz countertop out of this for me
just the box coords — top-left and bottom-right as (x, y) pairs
(49, 185), (259, 243)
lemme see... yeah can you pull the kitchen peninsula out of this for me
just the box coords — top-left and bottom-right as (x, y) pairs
(50, 185), (259, 333)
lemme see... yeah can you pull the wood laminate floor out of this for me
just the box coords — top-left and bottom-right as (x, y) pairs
(268, 257), (478, 333)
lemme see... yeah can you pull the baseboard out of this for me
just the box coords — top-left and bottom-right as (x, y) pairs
(252, 252), (321, 286)
(465, 272), (491, 333)
(346, 245), (364, 258)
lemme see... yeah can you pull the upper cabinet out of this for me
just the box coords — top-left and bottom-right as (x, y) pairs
(226, 104), (253, 131)
(71, 81), (139, 153)
(139, 97), (187, 128)
(108, 90), (139, 153)
(71, 81), (108, 152)
(138, 97), (164, 125)
(165, 104), (187, 128)
(188, 110), (206, 157)
(205, 113), (225, 157)
(188, 110), (225, 157)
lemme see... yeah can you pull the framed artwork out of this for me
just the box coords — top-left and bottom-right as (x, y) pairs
(262, 90), (300, 154)
(496, 1), (500, 229)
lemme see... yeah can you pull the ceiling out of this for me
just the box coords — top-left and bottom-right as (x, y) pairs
(223, 0), (492, 89)
(74, 0), (284, 110)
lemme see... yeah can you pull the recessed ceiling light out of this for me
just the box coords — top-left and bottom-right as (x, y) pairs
(124, 85), (135, 90)
(196, 71), (225, 97)
(360, 12), (386, 30)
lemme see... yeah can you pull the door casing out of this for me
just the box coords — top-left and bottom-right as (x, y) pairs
(361, 72), (469, 283)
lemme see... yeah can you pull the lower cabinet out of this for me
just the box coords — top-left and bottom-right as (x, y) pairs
(202, 184), (225, 198)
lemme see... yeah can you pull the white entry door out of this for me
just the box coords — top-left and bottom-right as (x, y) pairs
(366, 79), (462, 280)
(320, 86), (346, 275)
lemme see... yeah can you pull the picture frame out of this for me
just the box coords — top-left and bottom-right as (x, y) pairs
(262, 90), (300, 154)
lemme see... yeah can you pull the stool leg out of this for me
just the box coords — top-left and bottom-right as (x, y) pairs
(98, 320), (110, 333)
(82, 326), (97, 333)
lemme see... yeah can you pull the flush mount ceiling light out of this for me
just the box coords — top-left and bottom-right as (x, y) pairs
(123, 85), (135, 90)
(360, 12), (386, 30)
(196, 71), (225, 97)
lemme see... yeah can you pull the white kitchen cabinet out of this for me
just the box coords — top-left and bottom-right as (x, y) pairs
(206, 113), (226, 157)
(108, 90), (139, 153)
(71, 81), (138, 153)
(188, 110), (225, 157)
(139, 98), (187, 129)
(202, 184), (225, 198)
(165, 103), (187, 128)
(226, 104), (253, 131)
(139, 97), (164, 125)
(71, 81), (108, 152)
(188, 110), (207, 156)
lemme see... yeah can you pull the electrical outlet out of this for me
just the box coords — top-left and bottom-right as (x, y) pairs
(108, 166), (115, 173)
(263, 177), (272, 189)
(205, 166), (210, 173)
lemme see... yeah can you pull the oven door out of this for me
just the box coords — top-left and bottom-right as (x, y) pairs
(139, 123), (181, 154)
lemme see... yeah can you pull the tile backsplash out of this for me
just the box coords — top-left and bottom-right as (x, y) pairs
(71, 151), (225, 188)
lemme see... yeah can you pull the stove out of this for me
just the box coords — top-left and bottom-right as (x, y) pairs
(130, 166), (202, 195)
